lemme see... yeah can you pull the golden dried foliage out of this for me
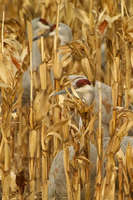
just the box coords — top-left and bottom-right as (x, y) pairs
(0, 0), (133, 200)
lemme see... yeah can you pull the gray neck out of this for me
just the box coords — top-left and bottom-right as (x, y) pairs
(32, 30), (42, 70)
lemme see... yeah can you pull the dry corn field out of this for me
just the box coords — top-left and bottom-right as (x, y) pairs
(0, 0), (133, 200)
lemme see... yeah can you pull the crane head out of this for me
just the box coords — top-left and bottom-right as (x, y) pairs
(32, 19), (73, 45)
(31, 18), (50, 33)
(51, 75), (95, 106)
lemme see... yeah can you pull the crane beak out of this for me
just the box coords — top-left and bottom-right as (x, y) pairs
(50, 90), (66, 97)
(32, 29), (52, 41)
(49, 88), (72, 98)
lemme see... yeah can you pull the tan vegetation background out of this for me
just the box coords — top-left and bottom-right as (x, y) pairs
(0, 0), (133, 200)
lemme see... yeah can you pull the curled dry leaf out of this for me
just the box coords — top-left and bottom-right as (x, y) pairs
(45, 131), (62, 144)
(60, 53), (72, 68)
(0, 25), (28, 88)
(0, 59), (17, 88)
(69, 40), (89, 58)
(48, 119), (69, 133)
(116, 148), (126, 163)
(76, 155), (90, 165)
(81, 58), (93, 81)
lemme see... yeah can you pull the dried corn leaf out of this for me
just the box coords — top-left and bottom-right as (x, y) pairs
(33, 91), (49, 122)
(102, 168), (117, 200)
(29, 130), (37, 157)
(74, 8), (90, 25)
(64, 2), (74, 25)
(40, 62), (47, 90)
(48, 119), (69, 132)
(0, 60), (17, 88)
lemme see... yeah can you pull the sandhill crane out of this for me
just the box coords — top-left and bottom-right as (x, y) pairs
(33, 21), (73, 45)
(22, 19), (74, 102)
(52, 75), (112, 125)
(51, 74), (112, 138)
(22, 18), (50, 102)
(33, 20), (113, 133)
